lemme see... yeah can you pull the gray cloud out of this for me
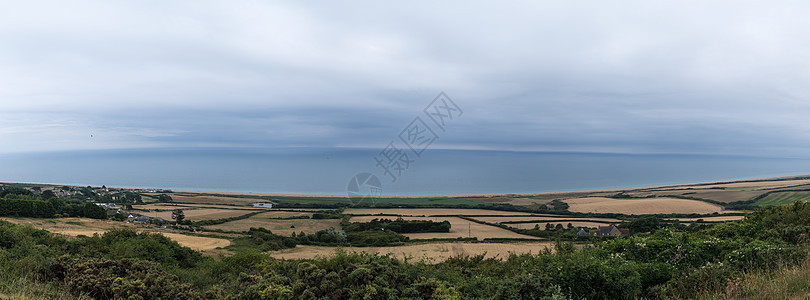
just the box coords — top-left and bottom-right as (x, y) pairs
(2, 1), (810, 157)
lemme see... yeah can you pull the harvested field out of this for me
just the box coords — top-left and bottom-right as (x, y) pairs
(694, 179), (810, 190)
(652, 189), (765, 203)
(0, 217), (230, 251)
(564, 197), (723, 214)
(670, 215), (746, 222)
(343, 208), (535, 216)
(507, 222), (609, 230)
(206, 212), (338, 235)
(1, 217), (134, 234)
(267, 242), (557, 262)
(470, 216), (622, 224)
(155, 233), (231, 251)
(139, 208), (257, 221)
(349, 215), (540, 240)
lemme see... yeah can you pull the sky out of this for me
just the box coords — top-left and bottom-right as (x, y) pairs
(2, 1), (810, 157)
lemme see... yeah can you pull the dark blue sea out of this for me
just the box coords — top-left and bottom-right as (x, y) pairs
(1, 148), (809, 195)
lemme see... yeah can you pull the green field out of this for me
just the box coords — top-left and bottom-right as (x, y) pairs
(756, 191), (810, 207)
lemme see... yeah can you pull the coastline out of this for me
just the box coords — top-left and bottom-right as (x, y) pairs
(170, 174), (810, 199)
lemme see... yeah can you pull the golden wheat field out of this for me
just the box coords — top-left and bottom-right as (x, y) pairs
(266, 241), (557, 261)
(205, 212), (338, 235)
(155, 232), (231, 251)
(564, 197), (724, 214)
(343, 208), (536, 216)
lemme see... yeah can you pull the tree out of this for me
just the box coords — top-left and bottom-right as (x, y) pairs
(48, 196), (65, 212)
(172, 209), (185, 225)
(83, 202), (107, 219)
(41, 190), (56, 200)
(626, 216), (662, 234)
(156, 194), (173, 203)
(0, 187), (34, 198)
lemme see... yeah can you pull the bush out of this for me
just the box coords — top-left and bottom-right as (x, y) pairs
(53, 256), (203, 299)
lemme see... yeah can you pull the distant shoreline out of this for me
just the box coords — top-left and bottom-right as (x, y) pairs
(161, 174), (810, 198)
(4, 174), (809, 199)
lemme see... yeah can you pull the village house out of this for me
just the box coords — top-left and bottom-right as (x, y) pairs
(589, 225), (630, 236)
(252, 202), (273, 208)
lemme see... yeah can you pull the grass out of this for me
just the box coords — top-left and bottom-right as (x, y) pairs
(697, 260), (810, 300)
(139, 208), (257, 221)
(0, 274), (90, 300)
(206, 212), (341, 235)
(755, 191), (810, 207)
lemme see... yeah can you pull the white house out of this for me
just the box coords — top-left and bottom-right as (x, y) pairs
(252, 202), (273, 208)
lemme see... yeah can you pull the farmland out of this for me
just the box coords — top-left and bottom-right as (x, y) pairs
(5, 175), (809, 261)
(564, 197), (724, 214)
(754, 191), (810, 207)
(138, 208), (258, 221)
(344, 208), (536, 216)
(349, 215), (540, 240)
(6, 175), (810, 299)
(469, 216), (622, 224)
(0, 217), (231, 251)
(206, 211), (337, 235)
(266, 241), (556, 261)
(507, 221), (610, 230)
(669, 215), (746, 222)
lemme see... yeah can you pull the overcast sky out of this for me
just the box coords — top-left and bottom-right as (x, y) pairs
(2, 1), (810, 157)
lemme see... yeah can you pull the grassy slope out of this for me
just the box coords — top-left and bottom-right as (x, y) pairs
(756, 191), (810, 207)
(697, 260), (810, 300)
(0, 276), (90, 300)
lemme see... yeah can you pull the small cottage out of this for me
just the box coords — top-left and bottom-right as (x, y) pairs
(589, 225), (629, 237)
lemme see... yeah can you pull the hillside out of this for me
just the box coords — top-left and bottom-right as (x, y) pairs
(3, 197), (810, 298)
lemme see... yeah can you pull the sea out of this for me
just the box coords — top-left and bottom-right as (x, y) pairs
(1, 147), (809, 196)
